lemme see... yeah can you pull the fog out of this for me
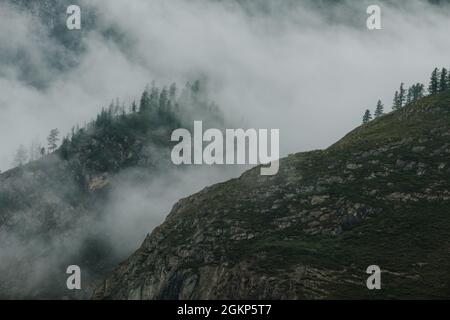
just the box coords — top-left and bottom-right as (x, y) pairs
(1, 0), (450, 298)
(1, 0), (450, 171)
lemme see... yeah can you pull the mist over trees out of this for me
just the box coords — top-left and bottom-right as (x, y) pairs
(0, 79), (227, 299)
(47, 129), (60, 153)
(57, 79), (223, 181)
(8, 80), (223, 174)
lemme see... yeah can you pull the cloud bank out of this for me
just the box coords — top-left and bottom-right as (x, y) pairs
(1, 0), (450, 171)
(1, 0), (450, 298)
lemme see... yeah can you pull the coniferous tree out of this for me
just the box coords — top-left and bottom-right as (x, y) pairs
(130, 101), (137, 113)
(428, 68), (440, 95)
(139, 89), (151, 113)
(169, 83), (177, 100)
(362, 109), (372, 124)
(120, 103), (126, 118)
(59, 136), (71, 160)
(374, 100), (384, 118)
(413, 83), (425, 101)
(440, 68), (448, 92)
(192, 80), (201, 93)
(407, 83), (425, 103)
(47, 128), (60, 153)
(159, 87), (169, 110)
(406, 87), (413, 105)
(149, 84), (159, 110)
(406, 84), (421, 104)
(392, 91), (401, 110)
(447, 70), (450, 90)
(398, 83), (406, 107)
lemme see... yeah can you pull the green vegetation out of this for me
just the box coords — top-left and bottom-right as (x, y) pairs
(362, 66), (449, 124)
(97, 88), (450, 299)
(9, 80), (224, 190)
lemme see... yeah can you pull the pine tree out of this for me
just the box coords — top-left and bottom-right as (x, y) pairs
(363, 109), (372, 124)
(440, 68), (448, 92)
(13, 145), (28, 167)
(47, 128), (60, 153)
(447, 70), (450, 91)
(139, 89), (150, 113)
(114, 98), (120, 115)
(149, 84), (160, 110)
(159, 87), (169, 110)
(414, 83), (425, 101)
(428, 68), (440, 95)
(406, 87), (413, 105)
(392, 91), (401, 110)
(374, 100), (384, 118)
(130, 101), (137, 113)
(169, 83), (177, 100)
(192, 80), (201, 93)
(398, 83), (406, 107)
(120, 103), (126, 118)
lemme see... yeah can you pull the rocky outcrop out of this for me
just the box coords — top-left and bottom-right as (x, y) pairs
(94, 92), (450, 299)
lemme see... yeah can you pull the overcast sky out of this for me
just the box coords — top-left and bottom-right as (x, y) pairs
(3, 0), (450, 298)
(1, 0), (450, 172)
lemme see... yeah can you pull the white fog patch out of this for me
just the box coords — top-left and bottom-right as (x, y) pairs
(1, 0), (450, 171)
(1, 0), (450, 298)
(99, 165), (242, 257)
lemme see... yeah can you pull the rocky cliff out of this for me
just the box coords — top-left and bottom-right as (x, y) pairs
(94, 91), (450, 299)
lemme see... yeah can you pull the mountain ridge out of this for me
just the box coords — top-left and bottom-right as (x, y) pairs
(0, 81), (226, 299)
(93, 91), (450, 299)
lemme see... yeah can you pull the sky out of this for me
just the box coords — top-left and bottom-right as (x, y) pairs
(2, 0), (450, 298)
(1, 0), (450, 172)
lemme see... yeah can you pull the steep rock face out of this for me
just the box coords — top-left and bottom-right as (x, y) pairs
(94, 92), (450, 299)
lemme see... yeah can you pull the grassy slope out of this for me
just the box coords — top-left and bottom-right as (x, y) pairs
(95, 91), (450, 299)
(237, 92), (450, 298)
(184, 92), (450, 298)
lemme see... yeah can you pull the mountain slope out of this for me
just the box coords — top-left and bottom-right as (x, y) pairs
(94, 91), (450, 299)
(0, 82), (224, 299)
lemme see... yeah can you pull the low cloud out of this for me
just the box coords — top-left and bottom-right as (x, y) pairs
(1, 0), (450, 171)
(1, 0), (450, 298)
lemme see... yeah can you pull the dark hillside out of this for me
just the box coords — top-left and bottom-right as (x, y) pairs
(95, 91), (450, 299)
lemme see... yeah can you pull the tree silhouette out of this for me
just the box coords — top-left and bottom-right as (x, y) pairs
(399, 83), (406, 107)
(412, 83), (425, 101)
(47, 129), (60, 153)
(392, 91), (401, 110)
(139, 89), (151, 113)
(363, 109), (372, 124)
(374, 100), (384, 118)
(428, 68), (440, 94)
(130, 101), (137, 113)
(439, 68), (448, 92)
